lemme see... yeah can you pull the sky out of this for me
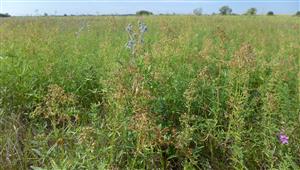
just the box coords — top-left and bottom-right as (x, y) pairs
(0, 0), (299, 16)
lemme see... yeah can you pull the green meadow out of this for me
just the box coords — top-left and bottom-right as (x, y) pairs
(0, 16), (299, 169)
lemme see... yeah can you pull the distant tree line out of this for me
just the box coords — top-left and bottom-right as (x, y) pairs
(41, 10), (153, 17)
(0, 13), (11, 17)
(193, 6), (300, 16)
(219, 6), (233, 15)
(267, 11), (274, 16)
(2, 9), (300, 17)
(193, 8), (203, 16)
(136, 10), (153, 16)
(245, 8), (257, 15)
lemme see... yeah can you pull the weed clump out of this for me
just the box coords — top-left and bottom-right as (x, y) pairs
(31, 84), (79, 128)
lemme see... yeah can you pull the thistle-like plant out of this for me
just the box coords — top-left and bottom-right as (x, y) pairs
(75, 21), (90, 38)
(125, 20), (148, 56)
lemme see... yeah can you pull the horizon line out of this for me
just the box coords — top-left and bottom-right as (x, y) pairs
(2, 0), (299, 2)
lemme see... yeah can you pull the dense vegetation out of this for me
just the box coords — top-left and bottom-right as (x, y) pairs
(0, 16), (299, 169)
(0, 13), (11, 17)
(267, 11), (275, 16)
(136, 10), (153, 16)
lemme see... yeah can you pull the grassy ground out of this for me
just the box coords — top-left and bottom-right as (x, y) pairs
(0, 16), (299, 169)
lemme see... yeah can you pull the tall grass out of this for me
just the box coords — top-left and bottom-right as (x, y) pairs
(0, 16), (299, 169)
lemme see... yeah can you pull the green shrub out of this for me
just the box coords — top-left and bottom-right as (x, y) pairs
(136, 10), (153, 16)
(267, 11), (274, 16)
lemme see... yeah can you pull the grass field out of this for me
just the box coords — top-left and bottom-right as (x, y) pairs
(0, 16), (299, 169)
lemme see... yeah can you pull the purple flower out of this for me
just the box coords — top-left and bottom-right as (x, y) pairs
(278, 133), (289, 144)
